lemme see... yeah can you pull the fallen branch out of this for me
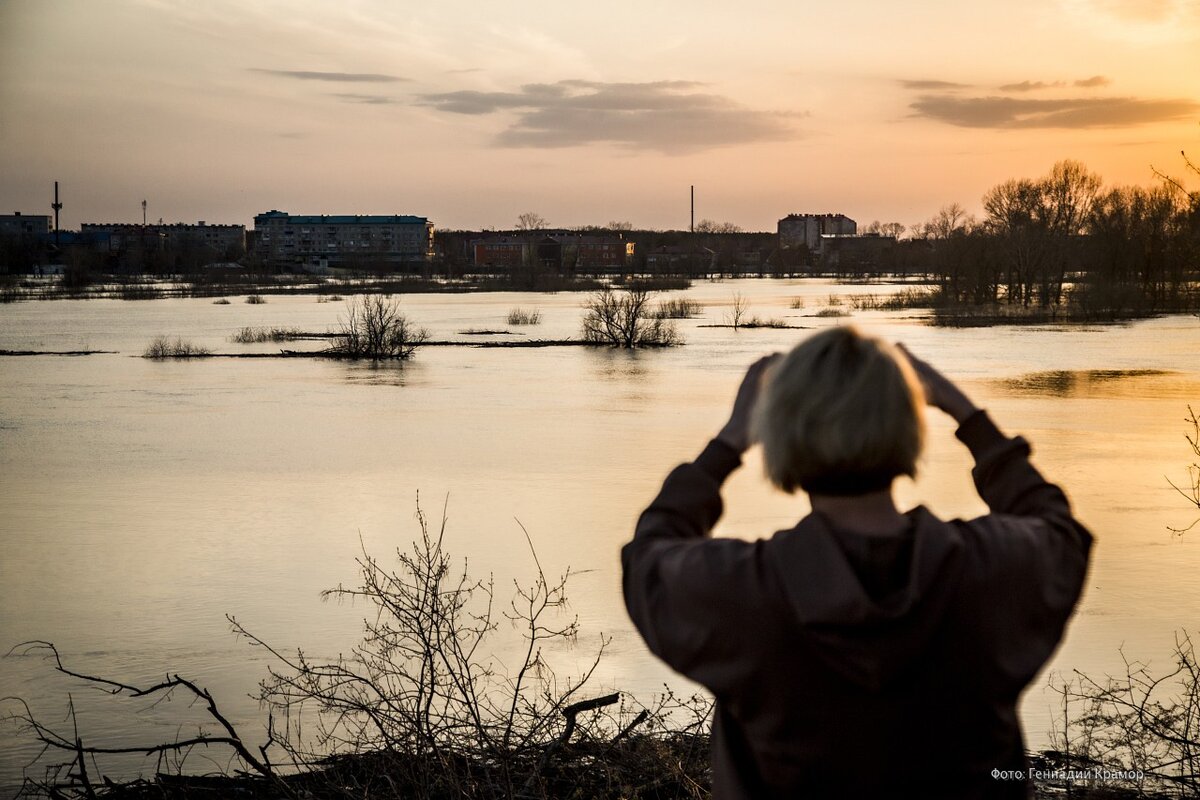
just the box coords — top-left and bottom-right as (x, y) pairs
(4, 641), (284, 793)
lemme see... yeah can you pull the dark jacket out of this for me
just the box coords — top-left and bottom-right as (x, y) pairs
(622, 411), (1093, 798)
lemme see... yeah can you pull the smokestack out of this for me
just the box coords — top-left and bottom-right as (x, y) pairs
(51, 181), (62, 247)
(690, 185), (694, 234)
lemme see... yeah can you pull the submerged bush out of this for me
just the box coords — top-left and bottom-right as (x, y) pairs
(331, 295), (428, 359)
(228, 326), (304, 343)
(581, 287), (680, 348)
(849, 288), (943, 311)
(740, 316), (791, 328)
(143, 336), (211, 358)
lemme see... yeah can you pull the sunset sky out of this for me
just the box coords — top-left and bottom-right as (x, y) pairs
(2, 0), (1198, 232)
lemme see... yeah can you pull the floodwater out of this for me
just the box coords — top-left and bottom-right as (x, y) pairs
(1, 279), (1198, 790)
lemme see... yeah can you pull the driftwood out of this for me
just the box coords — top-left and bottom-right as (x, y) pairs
(0, 350), (117, 356)
(4, 641), (285, 797)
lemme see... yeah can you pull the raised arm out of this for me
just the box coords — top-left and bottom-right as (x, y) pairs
(621, 355), (778, 677)
(898, 343), (1089, 530)
(899, 344), (1092, 682)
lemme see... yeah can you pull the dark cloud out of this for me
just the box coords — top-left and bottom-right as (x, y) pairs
(898, 79), (972, 90)
(331, 93), (398, 105)
(250, 68), (406, 83)
(909, 94), (1200, 128)
(419, 80), (797, 153)
(999, 80), (1064, 92)
(1075, 75), (1111, 88)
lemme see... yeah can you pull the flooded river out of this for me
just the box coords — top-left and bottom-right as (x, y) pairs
(1, 279), (1198, 789)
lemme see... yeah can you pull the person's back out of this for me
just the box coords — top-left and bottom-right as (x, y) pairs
(621, 327), (1092, 798)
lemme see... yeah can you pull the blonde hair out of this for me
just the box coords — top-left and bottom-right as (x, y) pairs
(751, 326), (925, 495)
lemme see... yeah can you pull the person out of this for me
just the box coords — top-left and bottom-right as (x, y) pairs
(621, 326), (1092, 799)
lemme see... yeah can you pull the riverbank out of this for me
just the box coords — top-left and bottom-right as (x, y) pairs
(11, 739), (1161, 799)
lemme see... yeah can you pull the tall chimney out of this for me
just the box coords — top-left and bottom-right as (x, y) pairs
(51, 181), (63, 247)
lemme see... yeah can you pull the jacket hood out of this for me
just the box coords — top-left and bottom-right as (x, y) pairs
(764, 506), (965, 691)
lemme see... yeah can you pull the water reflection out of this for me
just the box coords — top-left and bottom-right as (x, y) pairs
(996, 369), (1181, 398)
(586, 348), (652, 382)
(341, 360), (413, 386)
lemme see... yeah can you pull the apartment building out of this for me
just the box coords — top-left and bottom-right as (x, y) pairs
(254, 211), (434, 271)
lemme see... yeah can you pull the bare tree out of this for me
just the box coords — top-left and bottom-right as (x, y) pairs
(983, 160), (1101, 307)
(334, 295), (428, 359)
(515, 212), (548, 232)
(922, 203), (974, 240)
(1152, 148), (1200, 208)
(580, 287), (680, 347)
(862, 221), (907, 239)
(694, 219), (742, 234)
(726, 292), (750, 330)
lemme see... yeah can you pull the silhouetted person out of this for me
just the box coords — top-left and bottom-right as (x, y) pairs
(622, 326), (1092, 798)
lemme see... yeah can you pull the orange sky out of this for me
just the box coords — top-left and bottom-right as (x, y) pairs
(1, 0), (1198, 232)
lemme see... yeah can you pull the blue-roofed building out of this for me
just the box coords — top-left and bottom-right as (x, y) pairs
(253, 210), (434, 272)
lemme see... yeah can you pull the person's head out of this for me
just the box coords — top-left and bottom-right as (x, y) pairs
(751, 326), (925, 496)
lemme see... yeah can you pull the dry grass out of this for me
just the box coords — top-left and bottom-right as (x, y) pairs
(652, 298), (702, 319)
(507, 307), (542, 325)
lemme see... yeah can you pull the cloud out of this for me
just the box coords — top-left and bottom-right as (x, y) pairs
(909, 94), (1200, 128)
(419, 80), (797, 153)
(250, 68), (406, 83)
(1059, 0), (1200, 43)
(999, 80), (1064, 92)
(331, 93), (398, 105)
(898, 79), (972, 90)
(1075, 75), (1111, 88)
(1091, 0), (1178, 22)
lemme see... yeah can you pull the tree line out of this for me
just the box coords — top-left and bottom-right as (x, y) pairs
(908, 157), (1200, 316)
(4, 156), (1198, 316)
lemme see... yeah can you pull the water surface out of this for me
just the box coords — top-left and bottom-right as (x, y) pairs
(1, 280), (1198, 788)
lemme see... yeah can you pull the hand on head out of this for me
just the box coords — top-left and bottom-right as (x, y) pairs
(717, 353), (782, 454)
(895, 343), (979, 424)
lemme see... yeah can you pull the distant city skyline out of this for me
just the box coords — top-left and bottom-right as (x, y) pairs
(2, 0), (1198, 232)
